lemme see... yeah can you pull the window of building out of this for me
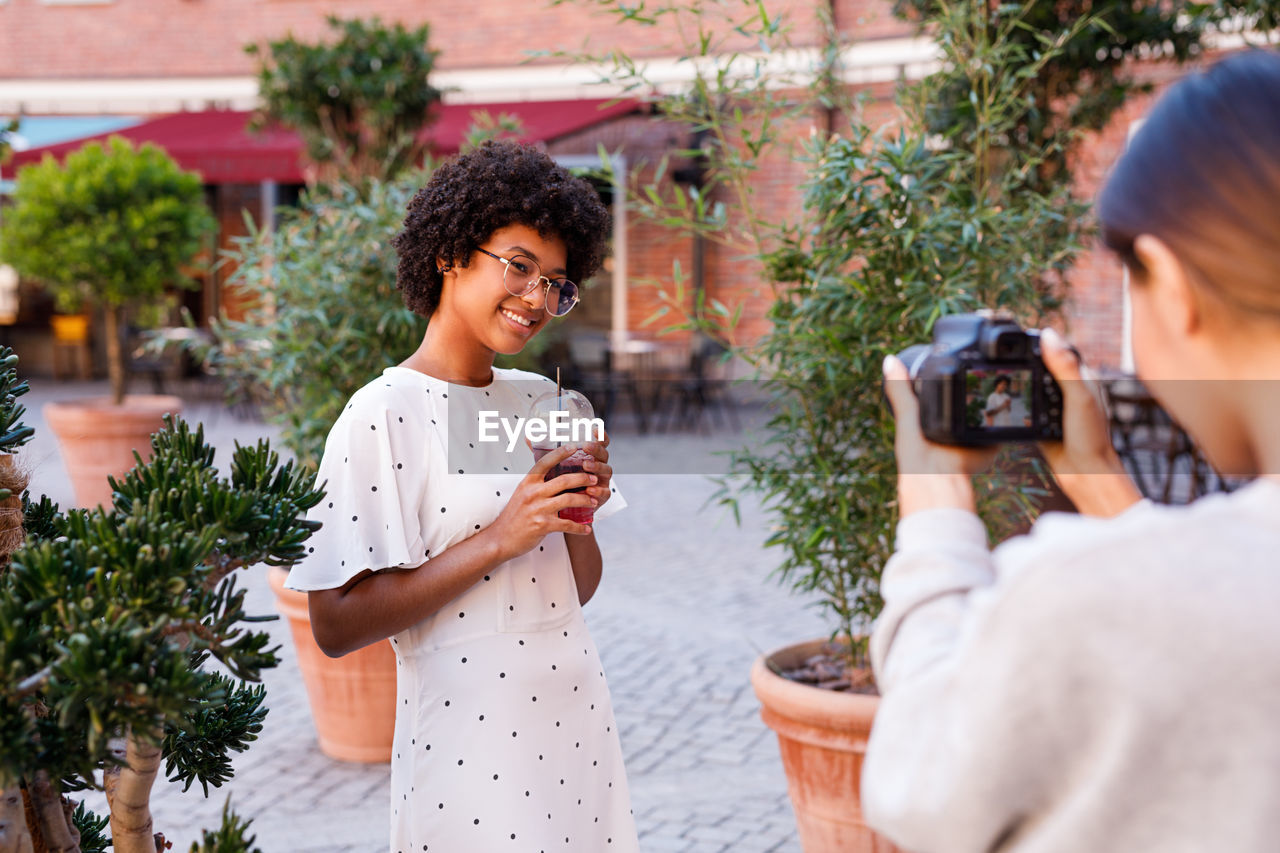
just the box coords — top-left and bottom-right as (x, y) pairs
(555, 153), (627, 339)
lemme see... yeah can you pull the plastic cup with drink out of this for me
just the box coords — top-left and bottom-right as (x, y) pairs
(528, 389), (598, 525)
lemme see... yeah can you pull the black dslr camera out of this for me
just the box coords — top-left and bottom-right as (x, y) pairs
(896, 312), (1064, 446)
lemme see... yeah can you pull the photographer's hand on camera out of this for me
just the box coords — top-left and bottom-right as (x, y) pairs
(1037, 328), (1143, 517)
(883, 355), (996, 517)
(488, 444), (599, 561)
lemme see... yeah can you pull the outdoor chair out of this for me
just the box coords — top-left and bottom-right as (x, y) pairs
(1103, 375), (1231, 503)
(128, 326), (186, 395)
(658, 335), (740, 434)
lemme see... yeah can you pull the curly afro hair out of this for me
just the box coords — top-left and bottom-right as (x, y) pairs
(393, 139), (612, 318)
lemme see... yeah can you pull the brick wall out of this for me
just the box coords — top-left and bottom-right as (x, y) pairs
(1061, 59), (1213, 369)
(834, 0), (914, 40)
(0, 0), (906, 79)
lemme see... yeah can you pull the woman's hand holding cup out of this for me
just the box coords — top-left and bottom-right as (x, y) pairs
(488, 444), (598, 561)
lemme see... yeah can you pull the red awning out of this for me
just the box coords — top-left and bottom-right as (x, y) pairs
(7, 98), (639, 184)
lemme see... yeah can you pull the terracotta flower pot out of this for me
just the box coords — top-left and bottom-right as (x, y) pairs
(751, 639), (901, 853)
(42, 395), (182, 509)
(267, 565), (396, 763)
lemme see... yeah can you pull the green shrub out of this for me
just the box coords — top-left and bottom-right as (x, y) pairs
(0, 347), (323, 852)
(248, 16), (443, 185)
(0, 118), (18, 166)
(0, 137), (214, 404)
(734, 3), (1096, 657)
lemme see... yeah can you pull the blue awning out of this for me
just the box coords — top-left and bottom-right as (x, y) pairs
(2, 115), (143, 191)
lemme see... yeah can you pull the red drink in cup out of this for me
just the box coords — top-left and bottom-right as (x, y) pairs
(531, 446), (594, 525)
(529, 389), (598, 525)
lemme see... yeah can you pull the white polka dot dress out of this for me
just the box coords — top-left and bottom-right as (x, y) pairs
(286, 366), (639, 853)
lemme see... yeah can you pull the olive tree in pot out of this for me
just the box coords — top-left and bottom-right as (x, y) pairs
(0, 136), (215, 508)
(211, 176), (425, 763)
(0, 346), (324, 853)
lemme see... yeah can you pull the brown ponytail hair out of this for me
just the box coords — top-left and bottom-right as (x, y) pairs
(1097, 49), (1280, 319)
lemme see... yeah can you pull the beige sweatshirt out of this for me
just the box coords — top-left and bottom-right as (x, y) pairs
(862, 478), (1280, 853)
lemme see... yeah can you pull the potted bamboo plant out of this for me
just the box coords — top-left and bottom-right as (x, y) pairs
(738, 1), (1217, 843)
(736, 2), (1214, 847)
(738, 30), (1088, 850)
(741, 112), (1078, 853)
(0, 346), (324, 853)
(0, 136), (215, 508)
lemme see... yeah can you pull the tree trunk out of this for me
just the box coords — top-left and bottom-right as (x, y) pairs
(0, 454), (29, 567)
(23, 774), (77, 853)
(0, 786), (34, 853)
(104, 730), (161, 853)
(103, 305), (127, 407)
(17, 785), (40, 853)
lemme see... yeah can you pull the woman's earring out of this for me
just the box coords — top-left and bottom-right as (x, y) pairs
(437, 263), (452, 274)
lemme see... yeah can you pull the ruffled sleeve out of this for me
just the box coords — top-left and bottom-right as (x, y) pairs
(285, 382), (430, 591)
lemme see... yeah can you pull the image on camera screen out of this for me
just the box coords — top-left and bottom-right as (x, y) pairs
(965, 368), (1034, 431)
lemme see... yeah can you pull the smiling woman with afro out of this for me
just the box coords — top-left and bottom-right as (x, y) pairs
(287, 136), (641, 853)
(393, 138), (611, 319)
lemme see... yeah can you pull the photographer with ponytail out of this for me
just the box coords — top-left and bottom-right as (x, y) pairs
(869, 49), (1280, 853)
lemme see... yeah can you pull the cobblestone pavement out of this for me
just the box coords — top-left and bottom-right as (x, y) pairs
(22, 380), (827, 853)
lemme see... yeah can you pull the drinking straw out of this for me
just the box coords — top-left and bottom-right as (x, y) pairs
(556, 367), (562, 448)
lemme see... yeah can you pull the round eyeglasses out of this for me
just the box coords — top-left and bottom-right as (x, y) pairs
(475, 247), (579, 317)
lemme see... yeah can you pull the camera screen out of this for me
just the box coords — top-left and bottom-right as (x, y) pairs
(964, 368), (1033, 431)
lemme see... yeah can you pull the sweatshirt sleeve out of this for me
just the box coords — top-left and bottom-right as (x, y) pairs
(861, 509), (1064, 853)
(869, 509), (995, 690)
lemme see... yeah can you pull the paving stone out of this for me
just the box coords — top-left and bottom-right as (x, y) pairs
(640, 833), (695, 851)
(684, 823), (748, 844)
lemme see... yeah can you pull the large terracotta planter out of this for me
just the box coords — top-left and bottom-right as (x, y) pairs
(751, 639), (900, 853)
(267, 565), (396, 763)
(42, 395), (182, 508)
